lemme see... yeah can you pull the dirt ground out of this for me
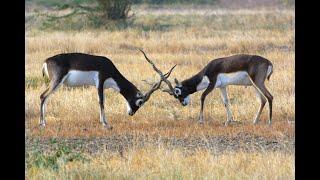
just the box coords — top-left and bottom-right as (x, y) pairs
(26, 131), (294, 156)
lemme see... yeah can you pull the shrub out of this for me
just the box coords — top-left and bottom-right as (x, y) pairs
(26, 141), (88, 171)
(97, 0), (132, 20)
(38, 0), (132, 30)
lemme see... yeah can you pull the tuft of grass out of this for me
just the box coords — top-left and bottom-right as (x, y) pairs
(26, 141), (88, 171)
(26, 147), (294, 179)
(25, 76), (47, 89)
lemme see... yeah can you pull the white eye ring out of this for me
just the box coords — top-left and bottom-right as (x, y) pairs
(135, 99), (144, 107)
(174, 88), (181, 95)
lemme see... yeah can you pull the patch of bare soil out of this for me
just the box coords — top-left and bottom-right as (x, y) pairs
(26, 132), (294, 155)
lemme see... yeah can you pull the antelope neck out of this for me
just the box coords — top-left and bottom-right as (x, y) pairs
(181, 73), (203, 94)
(114, 73), (140, 101)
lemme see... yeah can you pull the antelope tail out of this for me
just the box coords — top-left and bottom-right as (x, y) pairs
(42, 63), (50, 85)
(266, 64), (273, 81)
(42, 63), (49, 78)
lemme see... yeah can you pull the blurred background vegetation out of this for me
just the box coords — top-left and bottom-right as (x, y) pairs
(25, 0), (294, 31)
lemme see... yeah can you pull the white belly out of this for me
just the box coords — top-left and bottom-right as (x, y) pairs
(103, 78), (120, 92)
(63, 70), (120, 92)
(196, 72), (252, 91)
(196, 76), (210, 91)
(215, 71), (251, 88)
(64, 70), (98, 87)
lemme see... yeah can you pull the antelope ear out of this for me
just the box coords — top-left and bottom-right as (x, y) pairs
(174, 78), (180, 85)
(136, 92), (143, 98)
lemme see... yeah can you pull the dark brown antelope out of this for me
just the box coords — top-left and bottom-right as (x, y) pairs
(40, 51), (176, 129)
(161, 54), (274, 125)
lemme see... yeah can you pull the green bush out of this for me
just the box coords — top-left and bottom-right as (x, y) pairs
(26, 141), (88, 171)
(97, 0), (132, 20)
(131, 0), (217, 4)
(37, 0), (132, 30)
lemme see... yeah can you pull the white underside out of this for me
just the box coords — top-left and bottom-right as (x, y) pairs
(103, 78), (120, 92)
(63, 71), (98, 87)
(196, 71), (252, 91)
(196, 76), (210, 91)
(215, 71), (252, 88)
(61, 70), (130, 113)
(63, 70), (120, 92)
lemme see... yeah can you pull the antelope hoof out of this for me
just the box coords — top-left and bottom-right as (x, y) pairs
(198, 115), (204, 124)
(226, 120), (242, 126)
(198, 119), (204, 125)
(39, 123), (46, 128)
(103, 124), (113, 130)
(224, 118), (234, 126)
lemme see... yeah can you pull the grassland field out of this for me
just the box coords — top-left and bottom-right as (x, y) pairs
(25, 4), (295, 179)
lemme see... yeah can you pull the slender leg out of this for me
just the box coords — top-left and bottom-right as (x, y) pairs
(248, 70), (273, 125)
(39, 75), (65, 127)
(253, 83), (273, 125)
(253, 89), (267, 124)
(40, 88), (50, 127)
(199, 84), (215, 124)
(262, 86), (273, 125)
(97, 84), (112, 130)
(219, 87), (234, 126)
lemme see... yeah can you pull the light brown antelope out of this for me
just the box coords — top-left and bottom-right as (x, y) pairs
(40, 51), (176, 129)
(161, 54), (274, 125)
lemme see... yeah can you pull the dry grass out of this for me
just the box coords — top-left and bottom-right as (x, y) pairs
(27, 147), (294, 179)
(25, 29), (294, 138)
(25, 7), (294, 179)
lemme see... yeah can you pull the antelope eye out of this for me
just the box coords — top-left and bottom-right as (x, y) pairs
(174, 88), (181, 95)
(135, 99), (144, 107)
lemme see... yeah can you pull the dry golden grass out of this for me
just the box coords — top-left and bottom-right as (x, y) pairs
(26, 7), (294, 179)
(27, 147), (294, 179)
(25, 28), (294, 138)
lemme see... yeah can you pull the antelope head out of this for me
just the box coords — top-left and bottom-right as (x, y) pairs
(132, 49), (177, 113)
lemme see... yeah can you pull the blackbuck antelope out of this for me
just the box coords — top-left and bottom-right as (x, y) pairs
(40, 51), (176, 129)
(162, 54), (274, 125)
